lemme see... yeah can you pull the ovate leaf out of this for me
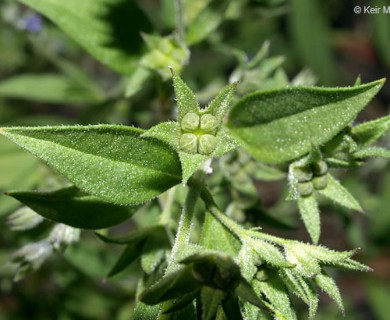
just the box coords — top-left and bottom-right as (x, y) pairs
(318, 174), (363, 212)
(297, 196), (320, 244)
(17, 0), (152, 74)
(5, 186), (137, 229)
(227, 80), (384, 164)
(0, 125), (182, 205)
(142, 121), (179, 149)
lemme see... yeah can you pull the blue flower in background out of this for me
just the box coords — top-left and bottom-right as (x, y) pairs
(23, 13), (42, 33)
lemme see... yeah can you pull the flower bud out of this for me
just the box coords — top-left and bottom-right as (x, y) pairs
(312, 160), (328, 176)
(312, 175), (328, 190)
(180, 133), (198, 153)
(297, 181), (313, 197)
(181, 112), (200, 132)
(293, 166), (313, 182)
(200, 114), (217, 133)
(198, 134), (217, 155)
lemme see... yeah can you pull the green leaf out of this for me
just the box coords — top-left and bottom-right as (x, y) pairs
(107, 243), (144, 277)
(140, 34), (189, 80)
(303, 245), (356, 264)
(0, 137), (40, 217)
(140, 230), (169, 274)
(163, 290), (199, 314)
(353, 146), (390, 159)
(235, 279), (266, 309)
(124, 67), (152, 98)
(140, 266), (201, 305)
(203, 83), (237, 128)
(96, 225), (163, 244)
(222, 296), (244, 320)
(142, 121), (179, 149)
(131, 302), (160, 320)
(297, 196), (320, 244)
(284, 243), (321, 278)
(0, 125), (182, 205)
(5, 186), (137, 229)
(331, 258), (371, 272)
(318, 174), (363, 212)
(351, 114), (390, 146)
(200, 287), (226, 320)
(179, 152), (209, 183)
(227, 80), (384, 164)
(370, 0), (390, 69)
(315, 272), (344, 314)
(200, 212), (241, 255)
(173, 75), (199, 124)
(279, 269), (318, 319)
(255, 275), (297, 320)
(185, 0), (229, 45)
(17, 0), (152, 74)
(0, 74), (97, 103)
(290, 0), (335, 84)
(249, 239), (292, 268)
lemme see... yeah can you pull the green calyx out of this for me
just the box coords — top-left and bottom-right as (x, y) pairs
(179, 112), (218, 155)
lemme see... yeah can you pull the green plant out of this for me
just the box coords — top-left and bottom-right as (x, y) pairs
(1, 1), (390, 319)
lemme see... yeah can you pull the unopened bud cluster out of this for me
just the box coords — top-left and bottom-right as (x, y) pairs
(179, 112), (218, 155)
(294, 160), (328, 197)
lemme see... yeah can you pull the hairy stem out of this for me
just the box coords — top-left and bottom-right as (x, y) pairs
(159, 172), (204, 319)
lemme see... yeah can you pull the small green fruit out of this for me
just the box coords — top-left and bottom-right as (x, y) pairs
(200, 114), (217, 133)
(293, 166), (313, 182)
(180, 133), (197, 153)
(198, 134), (217, 155)
(312, 160), (328, 176)
(297, 181), (313, 197)
(312, 175), (328, 190)
(181, 112), (200, 132)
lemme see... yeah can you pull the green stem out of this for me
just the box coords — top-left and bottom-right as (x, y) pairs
(159, 172), (204, 319)
(159, 187), (176, 243)
(169, 185), (200, 268)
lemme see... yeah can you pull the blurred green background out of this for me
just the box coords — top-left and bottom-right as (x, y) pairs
(0, 0), (389, 319)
